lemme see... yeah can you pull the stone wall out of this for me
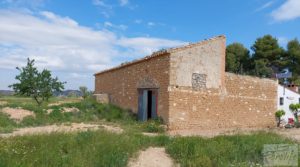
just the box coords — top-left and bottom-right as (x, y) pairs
(94, 54), (171, 122)
(168, 73), (278, 130)
(169, 36), (226, 89)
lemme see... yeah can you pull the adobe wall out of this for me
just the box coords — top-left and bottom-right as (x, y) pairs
(94, 54), (170, 122)
(168, 73), (278, 131)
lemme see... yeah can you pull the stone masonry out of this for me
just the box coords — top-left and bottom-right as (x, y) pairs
(94, 35), (278, 131)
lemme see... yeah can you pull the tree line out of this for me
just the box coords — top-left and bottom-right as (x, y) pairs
(226, 35), (300, 84)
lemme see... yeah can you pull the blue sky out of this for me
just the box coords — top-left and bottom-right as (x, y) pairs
(0, 0), (299, 90)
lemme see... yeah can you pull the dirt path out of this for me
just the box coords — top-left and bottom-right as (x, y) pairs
(0, 107), (35, 122)
(128, 147), (177, 167)
(0, 123), (123, 138)
(274, 128), (300, 141)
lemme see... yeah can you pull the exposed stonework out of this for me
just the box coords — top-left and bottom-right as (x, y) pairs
(95, 53), (170, 122)
(94, 35), (278, 133)
(169, 36), (225, 89)
(168, 73), (277, 131)
(93, 94), (110, 104)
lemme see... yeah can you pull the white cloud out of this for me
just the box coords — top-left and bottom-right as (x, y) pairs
(92, 0), (111, 9)
(1, 0), (46, 8)
(255, 1), (274, 12)
(0, 9), (185, 89)
(147, 22), (155, 26)
(271, 0), (300, 21)
(134, 19), (142, 24)
(92, 0), (113, 18)
(120, 0), (129, 6)
(104, 21), (128, 31)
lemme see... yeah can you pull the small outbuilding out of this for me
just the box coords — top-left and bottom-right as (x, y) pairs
(94, 36), (278, 132)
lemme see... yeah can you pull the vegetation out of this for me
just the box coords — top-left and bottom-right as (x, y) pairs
(289, 103), (300, 123)
(79, 86), (90, 99)
(9, 58), (65, 106)
(0, 97), (136, 133)
(275, 110), (285, 127)
(0, 97), (299, 166)
(226, 35), (300, 83)
(226, 43), (250, 74)
(0, 131), (169, 167)
(0, 130), (295, 166)
(142, 119), (165, 133)
(166, 132), (294, 167)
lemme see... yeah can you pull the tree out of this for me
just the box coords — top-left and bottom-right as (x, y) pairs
(9, 58), (65, 106)
(251, 35), (284, 77)
(275, 110), (285, 127)
(253, 59), (273, 78)
(286, 39), (300, 84)
(79, 86), (90, 99)
(226, 43), (250, 74)
(289, 103), (300, 123)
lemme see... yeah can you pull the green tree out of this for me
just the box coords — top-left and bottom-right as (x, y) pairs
(9, 58), (65, 106)
(251, 35), (284, 77)
(253, 59), (273, 78)
(286, 39), (300, 84)
(226, 43), (250, 74)
(79, 86), (90, 99)
(275, 110), (285, 127)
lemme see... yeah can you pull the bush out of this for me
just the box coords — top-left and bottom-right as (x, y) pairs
(142, 119), (165, 133)
(294, 122), (300, 128)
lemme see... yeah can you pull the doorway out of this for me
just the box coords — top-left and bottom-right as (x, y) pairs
(138, 89), (158, 121)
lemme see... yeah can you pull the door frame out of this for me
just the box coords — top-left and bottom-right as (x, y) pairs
(137, 88), (158, 121)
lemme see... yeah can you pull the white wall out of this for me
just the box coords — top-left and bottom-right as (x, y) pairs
(277, 85), (300, 122)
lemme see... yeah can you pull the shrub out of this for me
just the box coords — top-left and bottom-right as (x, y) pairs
(142, 119), (165, 133)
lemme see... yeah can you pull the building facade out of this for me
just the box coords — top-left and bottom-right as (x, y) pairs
(94, 36), (278, 131)
(277, 85), (300, 123)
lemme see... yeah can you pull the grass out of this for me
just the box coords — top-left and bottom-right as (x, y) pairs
(0, 130), (169, 167)
(0, 96), (299, 166)
(0, 112), (17, 133)
(166, 132), (296, 167)
(0, 96), (138, 133)
(0, 130), (297, 167)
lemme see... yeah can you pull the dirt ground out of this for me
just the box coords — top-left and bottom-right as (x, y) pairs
(168, 128), (269, 138)
(0, 107), (35, 121)
(46, 107), (80, 114)
(0, 101), (8, 106)
(47, 99), (82, 107)
(0, 123), (124, 138)
(273, 128), (300, 141)
(127, 147), (177, 167)
(169, 127), (300, 143)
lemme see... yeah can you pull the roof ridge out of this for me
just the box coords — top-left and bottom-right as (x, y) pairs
(94, 35), (226, 76)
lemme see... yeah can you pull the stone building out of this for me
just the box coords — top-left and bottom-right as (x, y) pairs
(94, 35), (277, 131)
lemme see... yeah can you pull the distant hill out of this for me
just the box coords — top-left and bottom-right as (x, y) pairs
(0, 90), (14, 96)
(0, 90), (82, 97)
(54, 90), (83, 97)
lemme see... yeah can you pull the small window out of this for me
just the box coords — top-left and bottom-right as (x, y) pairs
(280, 97), (284, 105)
